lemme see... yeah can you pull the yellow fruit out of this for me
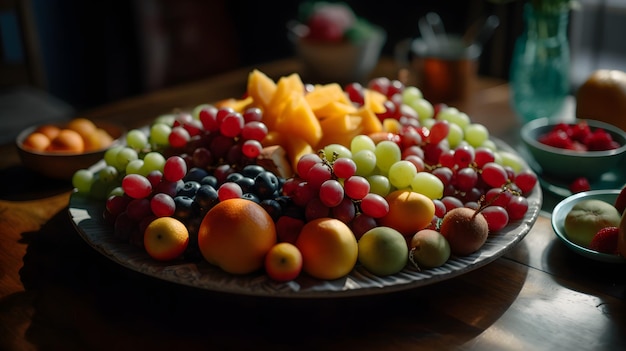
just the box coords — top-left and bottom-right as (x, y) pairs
(143, 217), (189, 261)
(295, 218), (358, 280)
(378, 190), (436, 236)
(576, 69), (626, 131)
(198, 198), (276, 274)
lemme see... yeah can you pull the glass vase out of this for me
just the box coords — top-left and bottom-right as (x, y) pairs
(510, 3), (570, 123)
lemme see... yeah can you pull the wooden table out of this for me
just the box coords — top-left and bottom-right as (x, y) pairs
(1, 58), (624, 351)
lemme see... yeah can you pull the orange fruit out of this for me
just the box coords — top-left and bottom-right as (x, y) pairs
(143, 217), (189, 261)
(83, 128), (114, 151)
(378, 189), (436, 236)
(67, 117), (98, 139)
(22, 132), (51, 151)
(198, 198), (276, 274)
(46, 129), (84, 153)
(295, 218), (358, 280)
(34, 124), (61, 140)
(576, 69), (626, 131)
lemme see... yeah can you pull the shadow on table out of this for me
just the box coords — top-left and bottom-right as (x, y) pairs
(0, 165), (72, 201)
(10, 207), (528, 350)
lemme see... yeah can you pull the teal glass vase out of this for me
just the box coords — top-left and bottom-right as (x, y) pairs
(510, 3), (571, 123)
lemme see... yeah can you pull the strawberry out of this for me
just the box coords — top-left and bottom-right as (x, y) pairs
(588, 226), (619, 254)
(569, 177), (591, 194)
(615, 186), (626, 215)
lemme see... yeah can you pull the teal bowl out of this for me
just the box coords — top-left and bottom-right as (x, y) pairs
(520, 118), (626, 181)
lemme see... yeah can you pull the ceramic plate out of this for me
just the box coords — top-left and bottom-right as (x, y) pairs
(68, 139), (543, 298)
(551, 189), (626, 264)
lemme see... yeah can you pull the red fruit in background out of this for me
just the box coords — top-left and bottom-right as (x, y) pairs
(588, 226), (619, 254)
(304, 3), (355, 42)
(569, 177), (591, 194)
(615, 186), (626, 215)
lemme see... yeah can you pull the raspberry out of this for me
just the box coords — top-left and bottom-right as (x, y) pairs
(569, 177), (591, 194)
(588, 226), (619, 254)
(587, 128), (617, 151)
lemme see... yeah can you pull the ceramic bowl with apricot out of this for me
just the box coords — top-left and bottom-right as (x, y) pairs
(16, 118), (125, 180)
(520, 117), (626, 181)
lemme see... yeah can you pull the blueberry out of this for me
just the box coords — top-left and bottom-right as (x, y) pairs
(226, 172), (244, 183)
(195, 184), (219, 210)
(200, 175), (218, 188)
(260, 199), (282, 221)
(235, 176), (255, 193)
(242, 193), (261, 203)
(177, 180), (201, 197)
(241, 164), (265, 178)
(254, 171), (280, 199)
(173, 195), (198, 219)
(184, 167), (209, 183)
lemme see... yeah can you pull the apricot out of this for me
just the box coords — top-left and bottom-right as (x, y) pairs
(46, 129), (85, 153)
(22, 132), (51, 151)
(34, 125), (61, 140)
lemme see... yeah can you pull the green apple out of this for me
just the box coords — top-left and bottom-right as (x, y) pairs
(357, 226), (408, 276)
(409, 229), (451, 268)
(564, 199), (622, 247)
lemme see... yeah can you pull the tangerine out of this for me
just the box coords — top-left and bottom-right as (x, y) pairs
(143, 217), (189, 261)
(46, 129), (84, 153)
(22, 132), (51, 151)
(67, 117), (98, 139)
(295, 218), (358, 280)
(378, 189), (435, 236)
(34, 124), (61, 140)
(198, 198), (276, 274)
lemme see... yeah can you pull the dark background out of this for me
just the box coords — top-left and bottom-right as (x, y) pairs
(7, 0), (528, 113)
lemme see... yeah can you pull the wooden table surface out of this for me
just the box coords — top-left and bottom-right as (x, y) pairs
(1, 58), (624, 351)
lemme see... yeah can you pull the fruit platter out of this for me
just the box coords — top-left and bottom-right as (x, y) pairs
(68, 71), (542, 298)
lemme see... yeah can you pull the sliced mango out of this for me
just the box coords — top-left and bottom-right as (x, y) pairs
(305, 83), (351, 112)
(313, 100), (358, 120)
(247, 69), (276, 111)
(283, 136), (314, 172)
(363, 89), (387, 114)
(265, 73), (305, 127)
(317, 114), (364, 148)
(355, 105), (384, 135)
(215, 96), (253, 113)
(275, 92), (322, 147)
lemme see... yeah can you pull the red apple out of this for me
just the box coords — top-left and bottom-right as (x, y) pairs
(264, 242), (303, 282)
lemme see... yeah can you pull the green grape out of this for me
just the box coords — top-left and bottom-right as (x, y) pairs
(410, 172), (444, 200)
(388, 160), (417, 189)
(367, 174), (391, 197)
(422, 118), (435, 130)
(401, 86), (423, 105)
(143, 151), (166, 173)
(108, 186), (124, 197)
(353, 149), (377, 177)
(154, 114), (176, 126)
(149, 123), (171, 147)
(464, 123), (489, 148)
(438, 107), (470, 129)
(374, 141), (401, 174)
(481, 139), (497, 151)
(115, 147), (138, 171)
(350, 134), (376, 154)
(126, 159), (145, 175)
(446, 122), (464, 148)
(89, 178), (112, 200)
(72, 169), (94, 194)
(98, 165), (119, 183)
(497, 151), (525, 174)
(407, 98), (434, 123)
(323, 143), (352, 160)
(126, 129), (148, 150)
(104, 145), (124, 167)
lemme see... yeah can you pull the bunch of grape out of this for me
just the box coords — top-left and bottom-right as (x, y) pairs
(340, 77), (539, 233)
(73, 106), (291, 260)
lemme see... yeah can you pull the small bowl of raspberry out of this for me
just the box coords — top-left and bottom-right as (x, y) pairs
(520, 117), (626, 181)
